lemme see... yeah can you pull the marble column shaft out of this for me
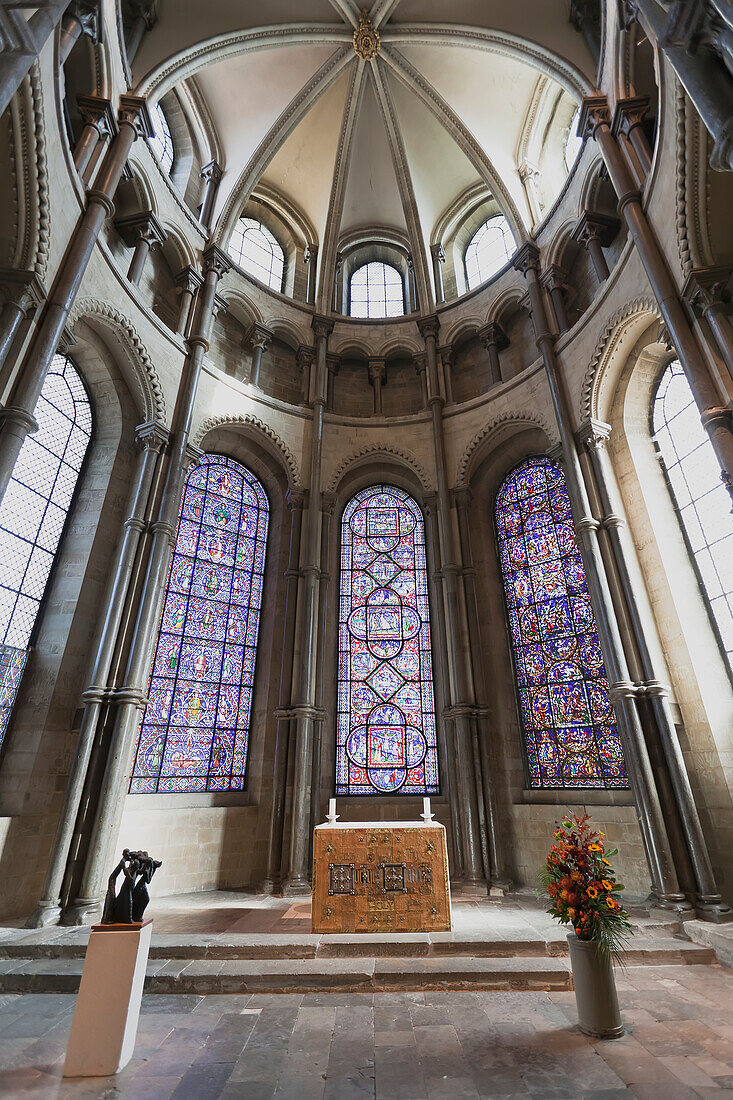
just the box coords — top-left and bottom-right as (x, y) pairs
(59, 1), (98, 65)
(199, 161), (222, 230)
(582, 97), (733, 505)
(26, 421), (167, 927)
(0, 0), (69, 117)
(419, 316), (486, 888)
(65, 244), (231, 923)
(73, 95), (115, 179)
(0, 272), (45, 375)
(0, 96), (152, 510)
(513, 242), (685, 908)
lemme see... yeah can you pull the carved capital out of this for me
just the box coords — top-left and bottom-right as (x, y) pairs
(413, 351), (427, 374)
(211, 293), (228, 319)
(326, 352), (340, 375)
(57, 325), (77, 356)
(312, 314), (334, 341)
(577, 417), (612, 451)
(202, 243), (231, 280)
(118, 95), (153, 140)
(115, 210), (167, 250)
(578, 95), (612, 140)
(199, 159), (222, 185)
(66, 0), (100, 43)
(286, 486), (306, 511)
(297, 344), (316, 371)
(512, 241), (541, 278)
(430, 243), (446, 264)
(135, 419), (169, 453)
(417, 314), (440, 341)
(250, 323), (273, 352)
(368, 357), (386, 384)
(185, 442), (205, 469)
(682, 265), (733, 317)
(0, 269), (46, 313)
(573, 210), (620, 248)
(438, 344), (454, 368)
(540, 264), (569, 293)
(452, 485), (472, 509)
(612, 95), (650, 138)
(478, 322), (509, 351)
(174, 264), (203, 295)
(303, 243), (318, 265)
(77, 94), (117, 138)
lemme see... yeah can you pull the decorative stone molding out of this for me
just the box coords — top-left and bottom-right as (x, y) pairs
(455, 411), (558, 488)
(68, 298), (166, 422)
(193, 413), (301, 488)
(579, 295), (660, 422)
(325, 445), (432, 493)
(9, 63), (51, 280)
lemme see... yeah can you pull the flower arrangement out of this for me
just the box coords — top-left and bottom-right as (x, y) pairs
(541, 812), (631, 960)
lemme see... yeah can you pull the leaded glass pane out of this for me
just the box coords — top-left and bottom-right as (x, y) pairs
(495, 456), (628, 789)
(653, 360), (733, 672)
(464, 216), (515, 290)
(336, 485), (439, 795)
(0, 353), (92, 750)
(149, 103), (174, 175)
(130, 455), (269, 793)
(349, 262), (405, 319)
(227, 217), (284, 292)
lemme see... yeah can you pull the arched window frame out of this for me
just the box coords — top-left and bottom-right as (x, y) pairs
(564, 106), (583, 172)
(464, 216), (516, 291)
(149, 102), (174, 176)
(335, 484), (439, 796)
(0, 353), (93, 748)
(227, 217), (285, 293)
(651, 359), (733, 676)
(130, 454), (269, 794)
(349, 261), (405, 319)
(495, 455), (628, 790)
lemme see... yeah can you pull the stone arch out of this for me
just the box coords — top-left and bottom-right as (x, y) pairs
(325, 445), (432, 495)
(192, 413), (301, 489)
(455, 410), (558, 489)
(579, 296), (660, 423)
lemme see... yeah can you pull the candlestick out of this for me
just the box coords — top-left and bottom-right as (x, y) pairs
(421, 797), (434, 823)
(326, 797), (339, 825)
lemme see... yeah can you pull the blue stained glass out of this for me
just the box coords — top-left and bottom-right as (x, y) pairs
(336, 485), (439, 796)
(495, 456), (629, 789)
(130, 455), (268, 793)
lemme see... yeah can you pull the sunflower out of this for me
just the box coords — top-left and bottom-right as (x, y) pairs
(601, 880), (614, 891)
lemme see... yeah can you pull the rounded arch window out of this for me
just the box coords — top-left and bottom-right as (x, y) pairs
(350, 261), (404, 319)
(227, 217), (285, 293)
(652, 359), (733, 673)
(464, 216), (515, 291)
(564, 107), (583, 172)
(149, 102), (174, 176)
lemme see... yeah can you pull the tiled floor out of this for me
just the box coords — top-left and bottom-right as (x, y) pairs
(2, 963), (733, 1098)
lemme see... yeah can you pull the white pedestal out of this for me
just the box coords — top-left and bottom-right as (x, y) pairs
(63, 918), (152, 1078)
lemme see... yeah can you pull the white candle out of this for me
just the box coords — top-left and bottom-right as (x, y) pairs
(423, 797), (430, 818)
(328, 798), (336, 818)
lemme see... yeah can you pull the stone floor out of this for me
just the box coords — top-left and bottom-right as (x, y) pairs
(3, 963), (733, 1098)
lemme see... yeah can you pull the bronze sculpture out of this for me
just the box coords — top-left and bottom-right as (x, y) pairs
(101, 849), (162, 925)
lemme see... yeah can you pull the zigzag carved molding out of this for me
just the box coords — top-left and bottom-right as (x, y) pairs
(455, 411), (557, 488)
(193, 414), (301, 488)
(325, 444), (432, 493)
(579, 296), (660, 423)
(68, 298), (166, 422)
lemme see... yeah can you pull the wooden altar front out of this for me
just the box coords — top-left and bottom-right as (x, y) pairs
(311, 821), (451, 933)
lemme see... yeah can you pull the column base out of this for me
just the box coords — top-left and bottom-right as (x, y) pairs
(25, 902), (62, 929)
(488, 878), (513, 898)
(260, 877), (281, 897)
(695, 897), (733, 923)
(62, 899), (103, 927)
(451, 879), (489, 898)
(282, 877), (312, 897)
(646, 892), (695, 917)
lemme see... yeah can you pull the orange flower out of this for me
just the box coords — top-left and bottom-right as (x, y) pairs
(588, 844), (602, 851)
(602, 858), (612, 866)
(587, 887), (598, 898)
(601, 880), (614, 891)
(570, 871), (582, 882)
(607, 897), (619, 910)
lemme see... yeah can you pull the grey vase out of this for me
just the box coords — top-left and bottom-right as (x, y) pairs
(567, 932), (624, 1039)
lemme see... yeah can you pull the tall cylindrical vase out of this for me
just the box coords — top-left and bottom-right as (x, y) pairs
(567, 933), (624, 1039)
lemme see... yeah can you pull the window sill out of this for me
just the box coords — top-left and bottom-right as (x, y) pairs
(516, 789), (635, 807)
(124, 792), (255, 810)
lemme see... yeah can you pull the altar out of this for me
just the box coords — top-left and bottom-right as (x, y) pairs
(312, 818), (452, 933)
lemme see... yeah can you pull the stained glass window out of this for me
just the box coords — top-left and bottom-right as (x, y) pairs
(149, 102), (174, 175)
(336, 485), (439, 796)
(0, 353), (92, 749)
(130, 455), (269, 793)
(495, 456), (628, 789)
(350, 262), (404, 319)
(465, 216), (515, 290)
(653, 360), (733, 673)
(227, 217), (285, 291)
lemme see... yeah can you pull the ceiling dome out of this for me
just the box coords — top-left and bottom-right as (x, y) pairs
(133, 1), (594, 311)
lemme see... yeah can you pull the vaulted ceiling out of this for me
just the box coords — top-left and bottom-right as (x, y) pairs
(133, 0), (595, 310)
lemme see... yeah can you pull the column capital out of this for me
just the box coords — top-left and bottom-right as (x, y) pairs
(135, 419), (169, 453)
(578, 95), (612, 139)
(417, 314), (440, 340)
(512, 241), (541, 277)
(577, 417), (612, 451)
(211, 292), (228, 319)
(413, 351), (427, 374)
(202, 243), (231, 279)
(478, 322), (508, 351)
(321, 490), (337, 516)
(117, 95), (153, 140)
(540, 264), (569, 293)
(368, 357), (386, 383)
(115, 210), (167, 250)
(286, 486), (306, 511)
(0, 269), (47, 313)
(199, 159), (223, 185)
(66, 0), (101, 43)
(174, 264), (203, 295)
(57, 325), (77, 356)
(612, 95), (650, 138)
(76, 94), (117, 139)
(185, 442), (205, 469)
(297, 343), (315, 370)
(430, 242), (446, 263)
(326, 352), (340, 376)
(452, 485), (472, 509)
(572, 210), (620, 248)
(250, 322), (273, 352)
(438, 343), (454, 367)
(312, 314), (334, 340)
(303, 243), (318, 265)
(682, 265), (732, 317)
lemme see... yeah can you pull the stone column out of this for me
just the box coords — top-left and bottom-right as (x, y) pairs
(283, 315), (332, 894)
(581, 95), (733, 505)
(569, 0), (602, 64)
(124, 0), (157, 65)
(683, 266), (733, 382)
(249, 324), (272, 388)
(419, 315), (486, 890)
(26, 420), (168, 927)
(578, 418), (730, 920)
(0, 0), (70, 117)
(74, 95), (116, 179)
(513, 241), (686, 910)
(0, 95), (152, 510)
(438, 345), (454, 404)
(414, 352), (428, 407)
(0, 271), (45, 375)
(64, 244), (231, 924)
(310, 492), (335, 846)
(431, 243), (446, 305)
(629, 0), (733, 171)
(333, 253), (344, 314)
(304, 244), (318, 306)
(453, 487), (509, 892)
(298, 344), (315, 405)
(59, 0), (99, 64)
(540, 266), (571, 334)
(478, 322), (508, 387)
(368, 357), (386, 415)
(613, 95), (653, 179)
(174, 265), (202, 337)
(115, 210), (167, 287)
(263, 488), (305, 894)
(406, 256), (418, 313)
(326, 354), (339, 411)
(198, 160), (222, 230)
(573, 211), (620, 283)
